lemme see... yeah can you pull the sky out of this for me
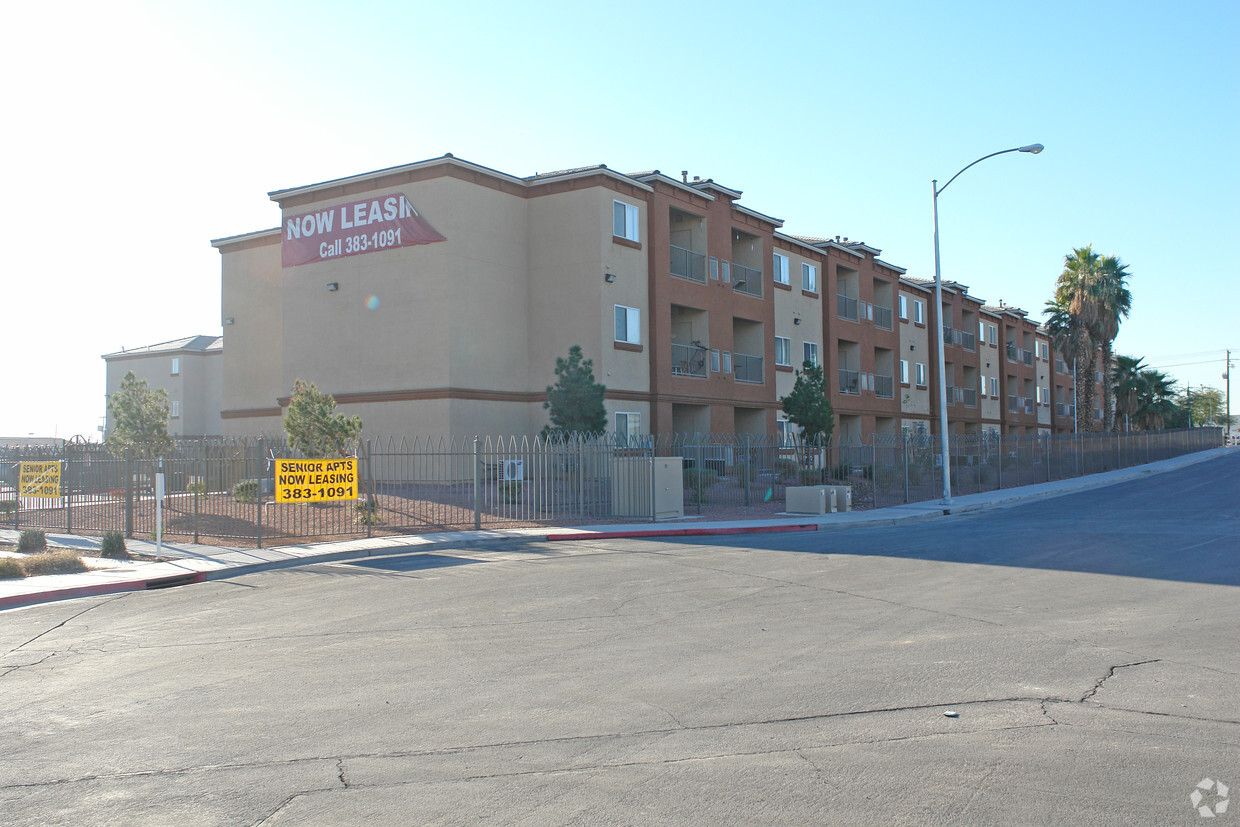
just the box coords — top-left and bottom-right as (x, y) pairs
(4, 0), (1237, 439)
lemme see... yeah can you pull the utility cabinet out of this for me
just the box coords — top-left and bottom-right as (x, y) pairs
(611, 456), (684, 520)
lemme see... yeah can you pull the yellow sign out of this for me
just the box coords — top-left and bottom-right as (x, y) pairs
(274, 458), (358, 503)
(19, 461), (62, 498)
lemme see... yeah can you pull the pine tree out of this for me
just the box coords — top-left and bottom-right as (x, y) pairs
(780, 361), (835, 448)
(106, 371), (171, 459)
(283, 380), (363, 457)
(542, 345), (607, 438)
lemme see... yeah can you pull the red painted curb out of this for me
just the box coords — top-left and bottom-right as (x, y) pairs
(0, 571), (206, 612)
(545, 524), (818, 542)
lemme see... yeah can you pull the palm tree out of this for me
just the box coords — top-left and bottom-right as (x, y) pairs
(1112, 354), (1146, 432)
(1092, 255), (1133, 430)
(1135, 369), (1176, 431)
(1052, 246), (1103, 430)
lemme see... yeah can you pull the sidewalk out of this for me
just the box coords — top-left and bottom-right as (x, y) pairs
(2, 447), (1229, 612)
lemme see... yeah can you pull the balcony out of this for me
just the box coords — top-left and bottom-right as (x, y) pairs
(731, 263), (762, 297)
(733, 352), (764, 384)
(1008, 395), (1019, 413)
(961, 387), (977, 407)
(958, 330), (976, 351)
(1006, 343), (1017, 363)
(838, 294), (859, 322)
(669, 245), (706, 283)
(874, 374), (894, 398)
(942, 325), (954, 344)
(670, 343), (708, 377)
(1025, 398), (1035, 414)
(873, 305), (893, 330)
(1021, 349), (1033, 366)
(839, 368), (860, 394)
(1056, 359), (1069, 375)
(1057, 402), (1075, 417)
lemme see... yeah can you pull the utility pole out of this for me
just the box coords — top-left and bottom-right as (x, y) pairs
(1227, 349), (1233, 444)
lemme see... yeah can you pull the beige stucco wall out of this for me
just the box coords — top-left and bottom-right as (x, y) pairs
(979, 312), (1002, 422)
(221, 237), (283, 425)
(898, 286), (931, 418)
(104, 348), (221, 438)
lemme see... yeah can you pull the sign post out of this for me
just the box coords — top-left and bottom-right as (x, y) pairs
(155, 464), (164, 562)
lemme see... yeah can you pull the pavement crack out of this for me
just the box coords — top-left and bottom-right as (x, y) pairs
(1039, 698), (1063, 725)
(336, 758), (349, 788)
(0, 651), (57, 679)
(4, 594), (127, 657)
(1079, 659), (1160, 703)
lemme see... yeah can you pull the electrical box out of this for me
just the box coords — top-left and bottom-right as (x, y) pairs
(611, 456), (684, 520)
(786, 485), (836, 515)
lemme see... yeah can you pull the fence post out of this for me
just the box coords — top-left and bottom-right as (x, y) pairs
(364, 439), (373, 540)
(473, 438), (481, 531)
(193, 446), (200, 544)
(902, 432), (910, 503)
(255, 438), (263, 549)
(577, 440), (584, 520)
(65, 446), (73, 535)
(124, 447), (134, 539)
(650, 441), (658, 522)
(744, 433), (751, 506)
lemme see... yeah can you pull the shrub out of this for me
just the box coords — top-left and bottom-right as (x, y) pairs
(500, 482), (522, 504)
(798, 469), (824, 486)
(354, 500), (383, 525)
(22, 550), (88, 576)
(232, 480), (258, 503)
(728, 462), (754, 487)
(830, 461), (852, 481)
(100, 531), (129, 560)
(17, 529), (47, 552)
(774, 458), (800, 477)
(0, 500), (18, 520)
(187, 481), (208, 497)
(682, 468), (718, 489)
(0, 558), (24, 579)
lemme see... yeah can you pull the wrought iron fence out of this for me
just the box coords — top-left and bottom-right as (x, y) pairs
(0, 428), (1222, 547)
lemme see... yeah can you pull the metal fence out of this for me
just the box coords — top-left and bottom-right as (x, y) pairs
(0, 428), (1222, 547)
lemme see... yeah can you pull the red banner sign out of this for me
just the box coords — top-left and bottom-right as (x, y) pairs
(281, 192), (445, 267)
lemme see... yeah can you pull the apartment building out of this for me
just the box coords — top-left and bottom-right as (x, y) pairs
(101, 335), (223, 438)
(198, 153), (1089, 443)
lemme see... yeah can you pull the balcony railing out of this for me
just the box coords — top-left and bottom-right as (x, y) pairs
(669, 244), (706, 283)
(1021, 349), (1033, 366)
(837, 294), (859, 322)
(670, 343), (708, 377)
(1056, 359), (1069, 375)
(1006, 343), (1018, 362)
(1008, 395), (1019, 412)
(733, 352), (763, 384)
(961, 387), (977, 407)
(1025, 398), (1035, 414)
(942, 325), (954, 344)
(874, 374), (894, 398)
(958, 330), (976, 351)
(839, 368), (860, 394)
(732, 263), (762, 297)
(1057, 402), (1075, 417)
(874, 305), (893, 330)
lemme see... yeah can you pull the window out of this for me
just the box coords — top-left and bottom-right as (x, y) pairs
(614, 305), (640, 344)
(899, 295), (908, 320)
(900, 360), (909, 384)
(915, 363), (927, 386)
(776, 418), (793, 447)
(914, 300), (924, 324)
(773, 253), (789, 285)
(616, 412), (640, 445)
(980, 376), (986, 397)
(722, 351), (732, 373)
(710, 256), (718, 280)
(171, 357), (180, 375)
(711, 349), (721, 373)
(801, 262), (817, 292)
(979, 321), (985, 342)
(722, 260), (731, 284)
(990, 376), (999, 396)
(775, 336), (792, 367)
(170, 400), (180, 418)
(612, 201), (639, 242)
(803, 342), (818, 366)
(988, 324), (997, 346)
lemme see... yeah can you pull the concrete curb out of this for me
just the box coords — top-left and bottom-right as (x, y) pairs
(2, 447), (1230, 611)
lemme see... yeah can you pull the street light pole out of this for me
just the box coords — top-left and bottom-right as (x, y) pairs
(932, 143), (1043, 505)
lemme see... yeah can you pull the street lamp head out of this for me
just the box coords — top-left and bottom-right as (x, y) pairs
(1018, 143), (1045, 154)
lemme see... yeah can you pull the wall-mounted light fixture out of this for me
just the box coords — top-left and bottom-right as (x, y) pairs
(604, 272), (616, 283)
(327, 282), (339, 292)
(794, 317), (801, 325)
(225, 317), (235, 325)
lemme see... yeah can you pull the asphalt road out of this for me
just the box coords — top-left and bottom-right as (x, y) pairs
(1, 452), (1237, 825)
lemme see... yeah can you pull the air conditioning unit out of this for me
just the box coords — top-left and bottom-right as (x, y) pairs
(501, 459), (524, 482)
